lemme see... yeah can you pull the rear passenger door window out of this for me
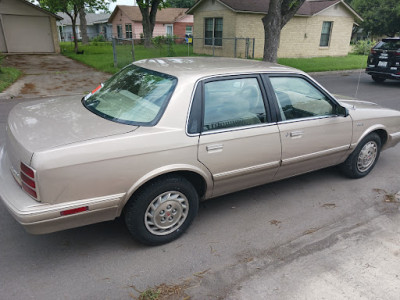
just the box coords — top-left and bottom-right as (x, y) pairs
(203, 78), (267, 131)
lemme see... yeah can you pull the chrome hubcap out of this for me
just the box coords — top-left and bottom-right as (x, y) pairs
(145, 191), (189, 236)
(357, 141), (377, 172)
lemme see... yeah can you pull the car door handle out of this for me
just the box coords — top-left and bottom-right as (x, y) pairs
(290, 130), (304, 137)
(206, 144), (224, 152)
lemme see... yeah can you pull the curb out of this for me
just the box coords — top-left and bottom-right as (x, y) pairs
(308, 69), (365, 76)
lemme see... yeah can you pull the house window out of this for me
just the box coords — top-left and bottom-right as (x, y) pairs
(205, 17), (223, 46)
(117, 24), (122, 38)
(186, 26), (193, 35)
(125, 23), (132, 38)
(166, 24), (173, 36)
(320, 21), (332, 47)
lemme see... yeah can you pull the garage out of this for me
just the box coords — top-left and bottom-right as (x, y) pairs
(0, 0), (61, 53)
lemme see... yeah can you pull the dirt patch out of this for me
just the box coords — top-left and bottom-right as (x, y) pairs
(130, 281), (192, 300)
(2, 54), (109, 99)
(20, 83), (37, 94)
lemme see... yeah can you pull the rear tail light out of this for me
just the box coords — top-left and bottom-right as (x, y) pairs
(20, 162), (39, 201)
(395, 51), (400, 56)
(370, 49), (377, 54)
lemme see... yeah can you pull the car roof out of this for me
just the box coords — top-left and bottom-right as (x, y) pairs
(133, 57), (301, 79)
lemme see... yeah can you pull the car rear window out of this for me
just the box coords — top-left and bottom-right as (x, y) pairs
(82, 64), (177, 126)
(374, 40), (400, 51)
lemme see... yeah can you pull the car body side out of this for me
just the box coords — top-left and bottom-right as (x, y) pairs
(1, 62), (400, 235)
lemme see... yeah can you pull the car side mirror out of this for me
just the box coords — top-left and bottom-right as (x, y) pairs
(337, 105), (349, 117)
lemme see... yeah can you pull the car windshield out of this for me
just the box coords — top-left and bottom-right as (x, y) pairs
(82, 64), (177, 126)
(375, 40), (400, 51)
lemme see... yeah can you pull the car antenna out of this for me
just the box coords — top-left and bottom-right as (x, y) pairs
(355, 34), (370, 99)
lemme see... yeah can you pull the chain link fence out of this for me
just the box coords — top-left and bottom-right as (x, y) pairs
(111, 37), (256, 69)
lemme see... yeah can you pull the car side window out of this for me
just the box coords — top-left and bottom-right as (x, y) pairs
(269, 77), (334, 121)
(203, 78), (266, 131)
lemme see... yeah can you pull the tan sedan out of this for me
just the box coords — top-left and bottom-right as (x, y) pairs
(1, 57), (400, 245)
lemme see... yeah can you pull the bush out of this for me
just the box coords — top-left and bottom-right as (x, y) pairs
(352, 39), (376, 55)
(91, 35), (106, 45)
(0, 52), (4, 73)
(151, 36), (176, 56)
(166, 36), (176, 57)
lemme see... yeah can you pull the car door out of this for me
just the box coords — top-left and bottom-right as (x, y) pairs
(188, 75), (282, 198)
(264, 74), (353, 180)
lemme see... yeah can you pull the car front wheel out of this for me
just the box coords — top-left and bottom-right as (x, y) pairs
(340, 132), (381, 179)
(124, 176), (199, 246)
(371, 75), (386, 83)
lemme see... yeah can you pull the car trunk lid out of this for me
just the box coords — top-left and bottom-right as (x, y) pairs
(6, 96), (137, 164)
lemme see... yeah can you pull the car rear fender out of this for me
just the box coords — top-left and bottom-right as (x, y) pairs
(119, 164), (213, 215)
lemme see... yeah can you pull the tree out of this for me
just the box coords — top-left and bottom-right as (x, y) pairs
(39, 0), (112, 52)
(166, 0), (195, 8)
(351, 0), (400, 37)
(79, 7), (89, 44)
(137, 0), (169, 48)
(262, 0), (306, 62)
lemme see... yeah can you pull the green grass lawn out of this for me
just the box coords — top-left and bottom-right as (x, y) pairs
(0, 67), (22, 92)
(61, 41), (367, 74)
(278, 54), (367, 72)
(61, 41), (196, 73)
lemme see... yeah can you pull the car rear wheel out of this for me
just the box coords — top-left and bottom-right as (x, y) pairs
(124, 176), (199, 246)
(371, 75), (386, 83)
(340, 133), (381, 179)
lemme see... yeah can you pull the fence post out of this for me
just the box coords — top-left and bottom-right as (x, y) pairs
(131, 38), (135, 62)
(234, 38), (237, 58)
(245, 38), (249, 59)
(112, 38), (117, 68)
(252, 38), (255, 59)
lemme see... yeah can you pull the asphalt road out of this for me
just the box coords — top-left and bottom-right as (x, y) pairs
(0, 71), (399, 299)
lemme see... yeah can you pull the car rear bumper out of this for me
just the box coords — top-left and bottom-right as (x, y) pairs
(0, 146), (125, 234)
(366, 68), (400, 80)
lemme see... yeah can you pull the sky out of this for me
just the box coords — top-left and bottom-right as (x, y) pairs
(109, 0), (137, 12)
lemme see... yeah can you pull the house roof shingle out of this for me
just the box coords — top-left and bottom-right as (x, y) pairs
(188, 0), (361, 22)
(216, 0), (340, 15)
(109, 6), (188, 24)
(19, 0), (63, 20)
(57, 13), (111, 25)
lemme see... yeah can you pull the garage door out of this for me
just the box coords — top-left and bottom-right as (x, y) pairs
(2, 15), (54, 53)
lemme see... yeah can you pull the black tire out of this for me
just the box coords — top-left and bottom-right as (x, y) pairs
(340, 132), (381, 179)
(371, 75), (386, 83)
(124, 175), (199, 246)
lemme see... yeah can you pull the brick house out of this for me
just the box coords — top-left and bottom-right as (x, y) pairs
(108, 6), (193, 41)
(187, 0), (363, 58)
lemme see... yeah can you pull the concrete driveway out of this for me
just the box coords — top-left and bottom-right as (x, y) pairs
(1, 54), (109, 99)
(0, 58), (399, 299)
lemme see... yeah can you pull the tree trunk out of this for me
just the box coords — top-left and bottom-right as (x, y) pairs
(79, 7), (89, 45)
(262, 0), (282, 63)
(262, 0), (306, 63)
(141, 8), (153, 48)
(67, 8), (79, 53)
(138, 1), (161, 48)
